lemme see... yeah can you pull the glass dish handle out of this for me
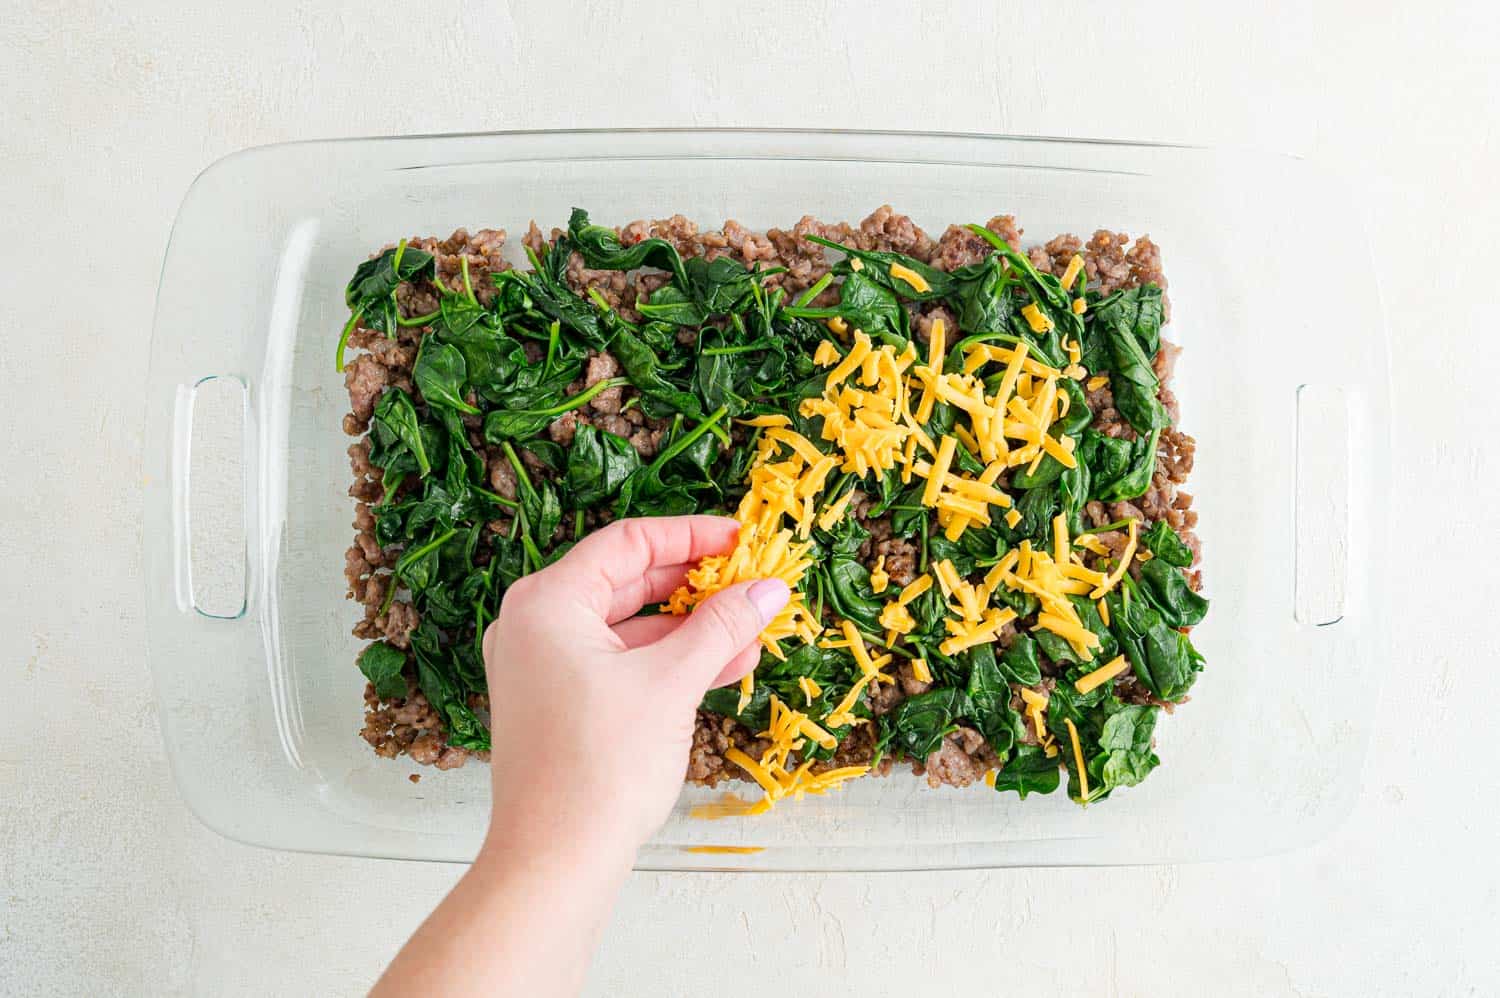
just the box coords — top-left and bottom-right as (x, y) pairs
(1293, 384), (1350, 626)
(170, 375), (250, 619)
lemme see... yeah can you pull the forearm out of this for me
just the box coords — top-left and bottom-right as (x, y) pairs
(371, 833), (634, 998)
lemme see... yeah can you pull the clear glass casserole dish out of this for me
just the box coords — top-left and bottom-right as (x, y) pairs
(144, 129), (1391, 870)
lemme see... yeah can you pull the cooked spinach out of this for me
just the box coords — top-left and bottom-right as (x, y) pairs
(1106, 584), (1204, 701)
(1142, 520), (1194, 567)
(336, 209), (1201, 803)
(998, 633), (1043, 686)
(565, 424), (642, 507)
(372, 388), (431, 477)
(1080, 427), (1160, 502)
(357, 641), (408, 701)
(990, 745), (1062, 799)
(482, 377), (630, 441)
(568, 208), (688, 287)
(1095, 704), (1160, 791)
(889, 687), (972, 760)
(1097, 297), (1168, 435)
(413, 339), (480, 415)
(966, 644), (1023, 757)
(338, 242), (437, 367)
(609, 326), (703, 418)
(1137, 558), (1209, 628)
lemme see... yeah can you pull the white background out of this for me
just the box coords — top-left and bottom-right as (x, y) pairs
(3, 1), (1498, 994)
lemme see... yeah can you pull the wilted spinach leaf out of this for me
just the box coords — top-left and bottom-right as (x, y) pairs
(990, 745), (1062, 799)
(565, 424), (643, 507)
(1137, 558), (1209, 628)
(344, 243), (436, 337)
(889, 687), (972, 759)
(1142, 520), (1194, 567)
(372, 388), (431, 477)
(568, 207), (688, 286)
(966, 644), (1022, 756)
(358, 642), (408, 700)
(998, 633), (1043, 686)
(1095, 704), (1160, 791)
(1081, 428), (1159, 503)
(1106, 586), (1204, 701)
(414, 339), (480, 414)
(610, 326), (702, 417)
(482, 377), (629, 442)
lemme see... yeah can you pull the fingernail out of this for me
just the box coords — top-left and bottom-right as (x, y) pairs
(746, 578), (790, 624)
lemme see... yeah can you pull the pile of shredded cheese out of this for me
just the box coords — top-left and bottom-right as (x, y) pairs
(669, 258), (1145, 813)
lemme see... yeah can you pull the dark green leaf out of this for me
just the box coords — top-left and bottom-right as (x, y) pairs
(889, 687), (972, 760)
(611, 326), (703, 417)
(345, 245), (436, 334)
(998, 633), (1043, 686)
(565, 424), (642, 507)
(1106, 587), (1204, 701)
(357, 642), (408, 701)
(990, 745), (1062, 799)
(965, 644), (1022, 756)
(1142, 520), (1194, 567)
(1095, 705), (1160, 790)
(409, 621), (490, 751)
(568, 208), (688, 286)
(802, 235), (955, 301)
(1081, 428), (1160, 503)
(372, 388), (431, 477)
(414, 339), (480, 414)
(636, 283), (706, 326)
(1137, 558), (1209, 628)
(482, 377), (630, 442)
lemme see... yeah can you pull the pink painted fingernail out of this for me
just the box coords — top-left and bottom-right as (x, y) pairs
(747, 578), (790, 624)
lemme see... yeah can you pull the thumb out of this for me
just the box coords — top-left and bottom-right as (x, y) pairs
(640, 578), (790, 693)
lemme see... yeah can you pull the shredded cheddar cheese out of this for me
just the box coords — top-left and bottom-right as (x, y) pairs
(1074, 655), (1130, 694)
(1061, 254), (1084, 290)
(889, 262), (932, 294)
(1064, 718), (1089, 803)
(1021, 302), (1052, 333)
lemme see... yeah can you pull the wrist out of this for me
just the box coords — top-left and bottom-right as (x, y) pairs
(480, 806), (640, 882)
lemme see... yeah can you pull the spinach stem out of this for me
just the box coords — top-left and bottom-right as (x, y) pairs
(524, 377), (630, 419)
(1083, 517), (1137, 535)
(403, 527), (459, 567)
(524, 245), (545, 273)
(792, 272), (834, 308)
(471, 485), (520, 510)
(700, 341), (773, 357)
(499, 441), (535, 498)
(396, 306), (440, 328)
(574, 510), (586, 540)
(461, 255), (477, 305)
(520, 534), (545, 572)
(639, 405), (730, 481)
(334, 308), (362, 373)
(544, 321), (560, 379)
(378, 572), (398, 617)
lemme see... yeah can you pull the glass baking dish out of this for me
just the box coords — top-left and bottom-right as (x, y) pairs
(144, 129), (1391, 870)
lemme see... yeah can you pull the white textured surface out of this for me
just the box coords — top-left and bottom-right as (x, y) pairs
(3, 1), (1498, 994)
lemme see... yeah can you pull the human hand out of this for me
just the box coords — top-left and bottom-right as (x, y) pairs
(479, 515), (789, 862)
